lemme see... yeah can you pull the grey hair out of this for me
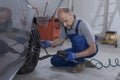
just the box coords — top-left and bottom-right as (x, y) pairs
(57, 8), (72, 14)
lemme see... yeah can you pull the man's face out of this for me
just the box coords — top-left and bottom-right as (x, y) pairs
(58, 12), (74, 30)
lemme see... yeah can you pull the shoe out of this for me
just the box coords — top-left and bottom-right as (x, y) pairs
(84, 59), (96, 68)
(71, 63), (85, 73)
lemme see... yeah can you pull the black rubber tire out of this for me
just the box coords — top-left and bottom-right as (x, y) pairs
(18, 23), (40, 74)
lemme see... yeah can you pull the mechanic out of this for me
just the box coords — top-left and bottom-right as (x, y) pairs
(40, 8), (98, 72)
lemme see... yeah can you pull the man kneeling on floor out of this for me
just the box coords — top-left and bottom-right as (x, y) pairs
(40, 8), (98, 73)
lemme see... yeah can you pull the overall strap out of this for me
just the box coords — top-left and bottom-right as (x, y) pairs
(64, 20), (81, 35)
(75, 20), (81, 34)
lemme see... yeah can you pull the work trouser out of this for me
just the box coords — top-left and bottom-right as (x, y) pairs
(50, 44), (98, 67)
(51, 20), (98, 67)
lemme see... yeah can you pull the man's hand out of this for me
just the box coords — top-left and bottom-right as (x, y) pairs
(40, 40), (51, 48)
(65, 52), (76, 61)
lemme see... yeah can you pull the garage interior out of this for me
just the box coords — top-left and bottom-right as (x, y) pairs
(14, 0), (120, 80)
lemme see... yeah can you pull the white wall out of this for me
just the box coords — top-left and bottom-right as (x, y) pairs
(73, 0), (98, 25)
(29, 0), (98, 23)
(28, 0), (68, 16)
(29, 0), (120, 43)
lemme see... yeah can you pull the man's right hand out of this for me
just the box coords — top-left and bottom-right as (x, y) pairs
(40, 40), (51, 48)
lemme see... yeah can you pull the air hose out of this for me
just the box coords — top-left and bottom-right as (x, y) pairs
(39, 48), (120, 69)
(53, 50), (120, 69)
(90, 58), (120, 69)
(39, 48), (54, 60)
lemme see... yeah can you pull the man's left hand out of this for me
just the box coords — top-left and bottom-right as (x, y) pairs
(65, 52), (76, 61)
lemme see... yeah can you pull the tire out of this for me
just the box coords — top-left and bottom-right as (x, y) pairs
(18, 23), (40, 74)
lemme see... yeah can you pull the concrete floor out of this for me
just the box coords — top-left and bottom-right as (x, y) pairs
(13, 40), (120, 80)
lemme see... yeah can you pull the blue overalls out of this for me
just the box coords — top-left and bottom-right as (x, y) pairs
(51, 20), (98, 67)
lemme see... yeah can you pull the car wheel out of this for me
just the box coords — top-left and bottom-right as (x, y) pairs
(18, 23), (40, 74)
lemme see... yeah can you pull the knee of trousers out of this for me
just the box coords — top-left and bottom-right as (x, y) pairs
(50, 55), (64, 66)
